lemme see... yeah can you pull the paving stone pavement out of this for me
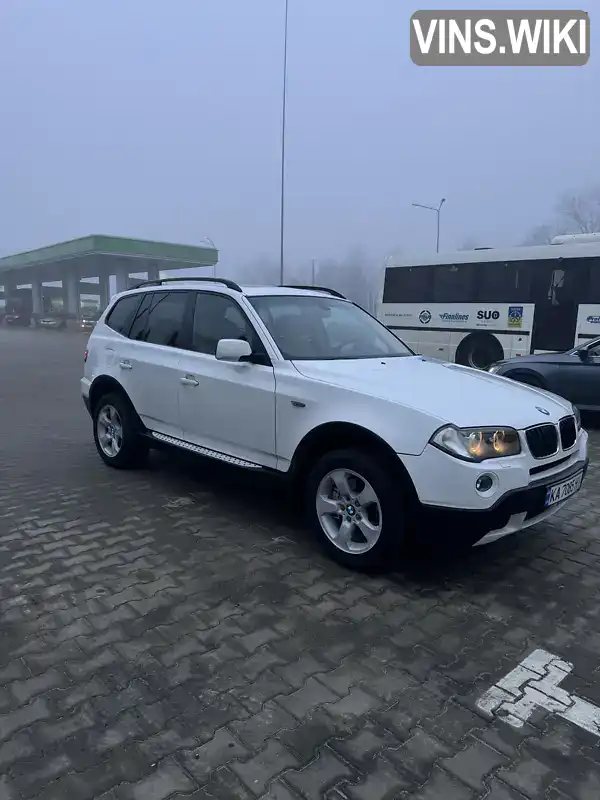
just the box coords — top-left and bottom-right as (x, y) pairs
(0, 327), (600, 799)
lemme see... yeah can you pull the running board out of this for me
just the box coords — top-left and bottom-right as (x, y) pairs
(150, 432), (263, 470)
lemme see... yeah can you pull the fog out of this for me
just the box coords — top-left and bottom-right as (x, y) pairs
(0, 0), (598, 303)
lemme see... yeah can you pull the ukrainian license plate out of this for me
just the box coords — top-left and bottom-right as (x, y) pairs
(544, 471), (584, 507)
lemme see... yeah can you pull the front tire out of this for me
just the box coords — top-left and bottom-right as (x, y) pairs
(304, 449), (408, 572)
(93, 392), (149, 469)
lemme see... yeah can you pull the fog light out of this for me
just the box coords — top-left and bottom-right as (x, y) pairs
(475, 474), (494, 493)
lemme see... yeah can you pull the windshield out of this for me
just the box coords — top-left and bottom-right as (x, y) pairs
(569, 336), (600, 355)
(248, 295), (413, 360)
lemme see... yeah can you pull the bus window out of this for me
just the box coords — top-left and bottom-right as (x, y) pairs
(530, 258), (585, 305)
(514, 261), (533, 300)
(433, 263), (475, 303)
(584, 257), (600, 302)
(475, 261), (519, 302)
(382, 265), (434, 303)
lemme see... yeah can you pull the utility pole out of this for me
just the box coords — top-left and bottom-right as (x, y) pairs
(279, 0), (290, 285)
(311, 258), (316, 284)
(412, 198), (446, 253)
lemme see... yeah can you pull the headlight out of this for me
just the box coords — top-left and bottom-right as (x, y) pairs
(488, 364), (501, 374)
(572, 404), (581, 430)
(431, 425), (521, 462)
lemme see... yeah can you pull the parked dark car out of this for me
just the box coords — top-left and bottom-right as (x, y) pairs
(489, 336), (600, 411)
(79, 309), (102, 331)
(5, 311), (31, 327)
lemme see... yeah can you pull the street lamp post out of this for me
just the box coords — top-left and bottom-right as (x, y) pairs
(412, 198), (446, 253)
(279, 0), (290, 285)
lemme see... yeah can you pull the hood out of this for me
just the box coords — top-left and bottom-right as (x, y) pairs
(291, 356), (573, 429)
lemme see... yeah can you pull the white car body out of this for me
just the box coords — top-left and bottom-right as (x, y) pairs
(82, 282), (588, 557)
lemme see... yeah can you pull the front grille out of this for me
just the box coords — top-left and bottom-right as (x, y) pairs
(559, 416), (577, 450)
(526, 424), (558, 459)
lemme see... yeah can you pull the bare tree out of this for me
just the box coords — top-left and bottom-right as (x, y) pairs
(232, 255), (279, 285)
(314, 246), (380, 313)
(457, 237), (480, 251)
(383, 245), (404, 265)
(556, 186), (600, 234)
(523, 185), (600, 245)
(521, 224), (559, 246)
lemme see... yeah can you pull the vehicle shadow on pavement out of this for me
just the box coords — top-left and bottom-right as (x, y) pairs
(147, 445), (564, 592)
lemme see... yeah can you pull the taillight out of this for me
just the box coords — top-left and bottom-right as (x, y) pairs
(84, 350), (88, 363)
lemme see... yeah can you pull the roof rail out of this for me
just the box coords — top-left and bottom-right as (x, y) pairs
(135, 276), (242, 292)
(282, 284), (346, 300)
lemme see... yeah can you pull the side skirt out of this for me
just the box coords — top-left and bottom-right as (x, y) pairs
(147, 431), (265, 471)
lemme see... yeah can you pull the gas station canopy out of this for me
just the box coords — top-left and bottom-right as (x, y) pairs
(0, 234), (219, 284)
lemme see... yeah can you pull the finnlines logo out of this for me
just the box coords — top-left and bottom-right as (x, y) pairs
(440, 312), (469, 321)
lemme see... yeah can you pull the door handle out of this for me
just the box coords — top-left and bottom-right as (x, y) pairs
(180, 375), (199, 387)
(119, 361), (132, 370)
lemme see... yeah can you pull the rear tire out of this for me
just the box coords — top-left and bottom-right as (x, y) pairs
(93, 392), (149, 469)
(456, 333), (504, 370)
(304, 448), (409, 572)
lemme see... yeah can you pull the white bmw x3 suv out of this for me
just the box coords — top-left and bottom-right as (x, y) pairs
(81, 278), (589, 570)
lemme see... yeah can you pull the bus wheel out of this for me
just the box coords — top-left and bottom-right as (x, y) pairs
(456, 333), (504, 370)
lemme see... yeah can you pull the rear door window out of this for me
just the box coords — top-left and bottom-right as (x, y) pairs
(129, 291), (190, 347)
(105, 294), (142, 336)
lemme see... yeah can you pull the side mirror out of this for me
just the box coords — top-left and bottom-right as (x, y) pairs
(578, 347), (591, 361)
(215, 338), (252, 362)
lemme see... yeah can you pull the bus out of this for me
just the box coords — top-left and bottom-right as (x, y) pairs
(378, 233), (600, 370)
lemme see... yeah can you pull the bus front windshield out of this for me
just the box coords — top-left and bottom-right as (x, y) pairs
(249, 295), (414, 361)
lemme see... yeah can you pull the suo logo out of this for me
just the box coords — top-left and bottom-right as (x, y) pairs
(477, 310), (500, 321)
(419, 310), (432, 324)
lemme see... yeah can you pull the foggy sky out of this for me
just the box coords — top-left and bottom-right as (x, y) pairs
(0, 0), (597, 272)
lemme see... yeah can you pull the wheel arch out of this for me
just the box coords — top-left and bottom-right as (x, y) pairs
(88, 375), (137, 419)
(455, 331), (504, 369)
(288, 421), (417, 498)
(502, 367), (546, 388)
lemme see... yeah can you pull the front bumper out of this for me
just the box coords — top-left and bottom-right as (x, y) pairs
(417, 457), (588, 547)
(81, 378), (92, 416)
(402, 429), (589, 547)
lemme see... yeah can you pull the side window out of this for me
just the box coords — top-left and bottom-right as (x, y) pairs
(433, 263), (475, 303)
(530, 259), (586, 305)
(587, 258), (600, 302)
(382, 266), (434, 303)
(475, 262), (519, 302)
(514, 260), (533, 301)
(192, 293), (266, 356)
(105, 294), (142, 336)
(128, 291), (189, 347)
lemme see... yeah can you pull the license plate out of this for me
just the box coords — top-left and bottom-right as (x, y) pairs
(545, 471), (584, 507)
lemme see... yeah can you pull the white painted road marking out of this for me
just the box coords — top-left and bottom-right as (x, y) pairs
(477, 648), (600, 737)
